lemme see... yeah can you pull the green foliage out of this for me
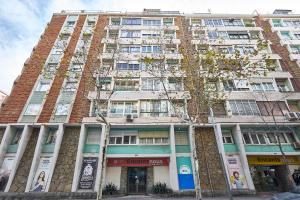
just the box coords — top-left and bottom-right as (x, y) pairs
(102, 183), (118, 195)
(152, 182), (172, 194)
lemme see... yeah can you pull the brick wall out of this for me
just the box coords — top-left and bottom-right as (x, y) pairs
(69, 15), (109, 123)
(38, 15), (87, 123)
(49, 127), (80, 192)
(255, 16), (300, 91)
(10, 128), (40, 192)
(195, 127), (227, 195)
(0, 16), (66, 123)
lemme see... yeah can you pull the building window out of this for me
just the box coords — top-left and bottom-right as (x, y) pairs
(36, 81), (51, 92)
(45, 129), (57, 144)
(109, 136), (123, 144)
(97, 77), (111, 90)
(110, 18), (121, 25)
(142, 31), (161, 38)
(142, 45), (162, 53)
(120, 45), (140, 53)
(108, 30), (119, 38)
(243, 131), (295, 145)
(120, 30), (141, 38)
(170, 100), (186, 117)
(115, 78), (139, 91)
(55, 103), (70, 115)
(11, 129), (22, 145)
(257, 101), (288, 116)
(86, 129), (101, 144)
(139, 131), (169, 144)
(110, 102), (138, 116)
(223, 19), (243, 27)
(228, 32), (249, 40)
(116, 62), (140, 70)
(163, 18), (173, 25)
(122, 18), (141, 25)
(140, 100), (168, 117)
(222, 132), (234, 144)
(175, 131), (189, 145)
(24, 103), (42, 115)
(168, 78), (183, 91)
(143, 19), (161, 26)
(208, 31), (228, 40)
(204, 19), (223, 27)
(109, 135), (137, 145)
(223, 80), (249, 91)
(141, 78), (161, 91)
(229, 100), (260, 116)
(66, 21), (75, 27)
(251, 82), (275, 91)
(64, 81), (77, 91)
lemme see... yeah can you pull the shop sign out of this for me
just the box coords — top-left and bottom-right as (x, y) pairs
(78, 157), (98, 190)
(226, 154), (248, 189)
(31, 157), (52, 192)
(107, 157), (169, 167)
(248, 156), (300, 166)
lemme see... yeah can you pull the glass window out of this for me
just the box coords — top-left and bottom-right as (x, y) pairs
(116, 137), (122, 144)
(55, 104), (70, 115)
(36, 81), (50, 91)
(257, 134), (266, 144)
(122, 18), (141, 25)
(229, 100), (260, 116)
(120, 30), (140, 38)
(250, 134), (259, 144)
(223, 19), (243, 27)
(45, 129), (57, 144)
(243, 133), (251, 144)
(286, 132), (297, 143)
(24, 104), (42, 115)
(267, 133), (277, 144)
(163, 18), (173, 25)
(140, 100), (168, 117)
(143, 19), (161, 26)
(11, 129), (22, 145)
(111, 18), (121, 25)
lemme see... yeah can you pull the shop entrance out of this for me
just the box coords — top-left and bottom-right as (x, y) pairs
(127, 167), (147, 194)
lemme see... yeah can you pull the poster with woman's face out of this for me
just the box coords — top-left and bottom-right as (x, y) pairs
(226, 154), (248, 189)
(0, 157), (14, 191)
(31, 157), (52, 192)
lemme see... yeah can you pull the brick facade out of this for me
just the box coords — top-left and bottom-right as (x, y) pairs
(69, 16), (109, 123)
(38, 15), (87, 123)
(0, 16), (66, 123)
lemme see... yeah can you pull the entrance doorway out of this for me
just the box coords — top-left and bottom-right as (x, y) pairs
(127, 167), (147, 194)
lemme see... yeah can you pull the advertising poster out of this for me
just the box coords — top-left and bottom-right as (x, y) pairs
(78, 157), (98, 190)
(226, 154), (248, 189)
(31, 157), (52, 192)
(0, 157), (14, 191)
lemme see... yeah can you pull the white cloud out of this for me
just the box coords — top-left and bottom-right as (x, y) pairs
(0, 0), (300, 94)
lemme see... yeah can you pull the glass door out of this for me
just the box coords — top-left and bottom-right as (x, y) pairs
(127, 167), (147, 194)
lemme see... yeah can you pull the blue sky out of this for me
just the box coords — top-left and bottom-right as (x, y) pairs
(0, 0), (300, 94)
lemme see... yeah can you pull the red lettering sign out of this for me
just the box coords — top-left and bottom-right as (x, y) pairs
(107, 158), (169, 167)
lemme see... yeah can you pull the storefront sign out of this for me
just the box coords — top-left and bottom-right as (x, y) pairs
(248, 156), (300, 166)
(78, 157), (98, 190)
(0, 157), (14, 191)
(226, 155), (248, 189)
(107, 158), (169, 167)
(31, 157), (52, 192)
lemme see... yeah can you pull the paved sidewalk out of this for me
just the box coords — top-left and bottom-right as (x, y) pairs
(105, 194), (274, 200)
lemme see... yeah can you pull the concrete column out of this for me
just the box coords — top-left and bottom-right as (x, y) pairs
(0, 125), (12, 166)
(45, 123), (64, 192)
(214, 124), (231, 189)
(232, 124), (255, 191)
(5, 125), (32, 192)
(95, 124), (106, 192)
(71, 124), (86, 191)
(26, 125), (47, 192)
(169, 124), (179, 191)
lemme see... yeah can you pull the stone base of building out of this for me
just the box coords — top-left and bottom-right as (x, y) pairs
(0, 192), (97, 200)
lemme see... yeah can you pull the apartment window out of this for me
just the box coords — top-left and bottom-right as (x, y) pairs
(46, 63), (58, 72)
(143, 19), (161, 26)
(116, 62), (140, 70)
(222, 132), (234, 144)
(141, 78), (161, 91)
(229, 100), (260, 116)
(140, 100), (168, 117)
(109, 136), (123, 144)
(66, 21), (75, 27)
(286, 132), (297, 143)
(223, 80), (249, 91)
(142, 45), (161, 53)
(217, 46), (234, 54)
(122, 18), (141, 25)
(123, 135), (137, 144)
(175, 132), (189, 145)
(120, 46), (140, 53)
(208, 31), (228, 40)
(36, 81), (50, 92)
(281, 31), (292, 40)
(294, 33), (300, 39)
(45, 129), (57, 144)
(105, 44), (117, 53)
(191, 18), (202, 26)
(243, 133), (252, 144)
(142, 31), (161, 38)
(164, 30), (175, 39)
(11, 129), (22, 145)
(290, 45), (300, 54)
(243, 132), (267, 145)
(235, 46), (255, 55)
(139, 131), (169, 144)
(272, 19), (282, 27)
(110, 102), (138, 116)
(115, 78), (139, 91)
(85, 129), (101, 144)
(267, 133), (277, 144)
(64, 81), (77, 91)
(163, 18), (173, 25)
(228, 32), (249, 40)
(97, 77), (111, 90)
(108, 30), (119, 38)
(111, 18), (121, 25)
(276, 79), (290, 92)
(250, 31), (260, 39)
(204, 19), (223, 27)
(120, 30), (140, 38)
(166, 59), (180, 71)
(24, 103), (42, 115)
(243, 19), (255, 27)
(55, 103), (70, 115)
(283, 20), (300, 28)
(257, 101), (288, 116)
(223, 19), (243, 27)
(168, 78), (182, 91)
(92, 101), (108, 117)
(251, 82), (275, 91)
(70, 63), (82, 72)
(87, 20), (95, 27)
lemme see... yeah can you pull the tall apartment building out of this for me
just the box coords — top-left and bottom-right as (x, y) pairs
(0, 9), (300, 198)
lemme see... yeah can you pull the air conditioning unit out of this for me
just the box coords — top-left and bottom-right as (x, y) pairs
(293, 142), (300, 149)
(285, 112), (299, 121)
(126, 114), (134, 122)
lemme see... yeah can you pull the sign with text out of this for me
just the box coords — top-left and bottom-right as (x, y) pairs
(107, 157), (169, 167)
(78, 157), (98, 190)
(248, 155), (300, 165)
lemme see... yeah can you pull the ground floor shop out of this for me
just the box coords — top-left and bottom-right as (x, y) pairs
(248, 155), (300, 192)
